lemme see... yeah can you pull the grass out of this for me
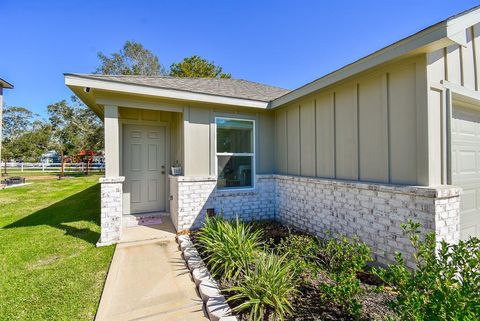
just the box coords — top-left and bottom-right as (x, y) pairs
(0, 175), (114, 321)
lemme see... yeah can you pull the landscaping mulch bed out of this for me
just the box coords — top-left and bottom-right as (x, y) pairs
(191, 220), (397, 321)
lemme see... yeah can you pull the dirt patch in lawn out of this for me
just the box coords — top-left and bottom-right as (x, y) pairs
(26, 175), (59, 180)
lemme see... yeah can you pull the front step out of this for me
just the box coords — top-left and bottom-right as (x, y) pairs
(123, 212), (168, 228)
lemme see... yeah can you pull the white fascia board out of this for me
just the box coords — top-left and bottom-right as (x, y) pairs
(271, 22), (450, 108)
(272, 7), (480, 109)
(64, 75), (269, 109)
(446, 7), (480, 46)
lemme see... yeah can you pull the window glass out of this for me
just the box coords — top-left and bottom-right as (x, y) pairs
(216, 118), (253, 153)
(216, 117), (254, 189)
(217, 155), (253, 188)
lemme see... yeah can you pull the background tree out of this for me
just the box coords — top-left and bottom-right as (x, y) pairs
(96, 40), (165, 76)
(169, 55), (231, 78)
(6, 121), (52, 162)
(2, 106), (52, 162)
(0, 42), (235, 163)
(2, 106), (36, 139)
(47, 96), (103, 156)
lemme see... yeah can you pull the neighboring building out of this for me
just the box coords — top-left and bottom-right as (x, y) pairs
(66, 6), (480, 266)
(92, 151), (105, 164)
(39, 150), (61, 164)
(0, 78), (14, 167)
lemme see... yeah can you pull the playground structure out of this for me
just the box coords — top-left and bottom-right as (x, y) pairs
(59, 150), (104, 177)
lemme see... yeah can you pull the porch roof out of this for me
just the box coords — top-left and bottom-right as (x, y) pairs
(0, 78), (14, 89)
(65, 73), (289, 103)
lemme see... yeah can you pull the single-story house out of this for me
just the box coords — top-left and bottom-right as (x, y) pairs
(39, 150), (61, 164)
(66, 6), (480, 266)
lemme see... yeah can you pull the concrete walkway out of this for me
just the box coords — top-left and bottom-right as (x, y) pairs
(95, 217), (208, 321)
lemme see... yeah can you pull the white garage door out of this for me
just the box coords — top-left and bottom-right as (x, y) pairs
(452, 104), (480, 240)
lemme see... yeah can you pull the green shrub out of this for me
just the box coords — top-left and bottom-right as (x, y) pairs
(319, 235), (372, 275)
(318, 235), (372, 318)
(374, 220), (480, 321)
(275, 233), (320, 275)
(197, 216), (263, 281)
(227, 252), (299, 321)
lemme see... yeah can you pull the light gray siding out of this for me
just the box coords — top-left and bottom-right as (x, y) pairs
(358, 75), (388, 182)
(315, 94), (335, 177)
(426, 23), (480, 185)
(299, 100), (316, 176)
(183, 105), (275, 177)
(287, 106), (300, 175)
(274, 57), (428, 185)
(389, 64), (418, 184)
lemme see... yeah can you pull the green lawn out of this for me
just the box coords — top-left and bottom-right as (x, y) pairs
(0, 175), (115, 321)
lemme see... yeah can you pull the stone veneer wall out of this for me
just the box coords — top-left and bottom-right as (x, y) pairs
(169, 175), (276, 231)
(97, 176), (125, 246)
(274, 175), (461, 267)
(170, 174), (461, 266)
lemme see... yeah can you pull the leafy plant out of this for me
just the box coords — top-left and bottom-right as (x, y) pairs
(374, 220), (480, 321)
(276, 233), (320, 275)
(319, 235), (372, 275)
(317, 235), (372, 318)
(196, 216), (263, 281)
(227, 252), (299, 321)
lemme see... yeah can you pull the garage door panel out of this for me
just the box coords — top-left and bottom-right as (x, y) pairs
(458, 150), (477, 174)
(460, 188), (476, 212)
(458, 121), (477, 137)
(461, 225), (477, 240)
(452, 104), (480, 240)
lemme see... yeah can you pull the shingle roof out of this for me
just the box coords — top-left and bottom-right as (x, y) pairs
(67, 74), (290, 102)
(0, 78), (13, 89)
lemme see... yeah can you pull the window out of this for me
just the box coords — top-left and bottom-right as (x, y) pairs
(216, 117), (254, 189)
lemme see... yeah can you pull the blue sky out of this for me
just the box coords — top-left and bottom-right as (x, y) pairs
(1, 0), (479, 117)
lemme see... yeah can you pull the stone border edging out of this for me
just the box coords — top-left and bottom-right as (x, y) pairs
(176, 234), (238, 321)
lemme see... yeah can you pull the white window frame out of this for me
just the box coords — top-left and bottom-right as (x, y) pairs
(215, 116), (255, 191)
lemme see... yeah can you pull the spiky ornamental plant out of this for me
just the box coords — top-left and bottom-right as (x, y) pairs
(226, 252), (299, 321)
(197, 216), (263, 281)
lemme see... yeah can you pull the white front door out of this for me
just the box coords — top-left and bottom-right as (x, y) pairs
(452, 104), (480, 240)
(123, 124), (166, 214)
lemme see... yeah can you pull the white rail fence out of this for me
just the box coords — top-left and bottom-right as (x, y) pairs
(1, 162), (105, 173)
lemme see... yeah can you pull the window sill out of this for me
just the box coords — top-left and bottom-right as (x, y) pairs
(215, 187), (257, 197)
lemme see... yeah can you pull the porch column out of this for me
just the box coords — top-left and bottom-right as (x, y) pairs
(104, 105), (120, 177)
(98, 105), (124, 246)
